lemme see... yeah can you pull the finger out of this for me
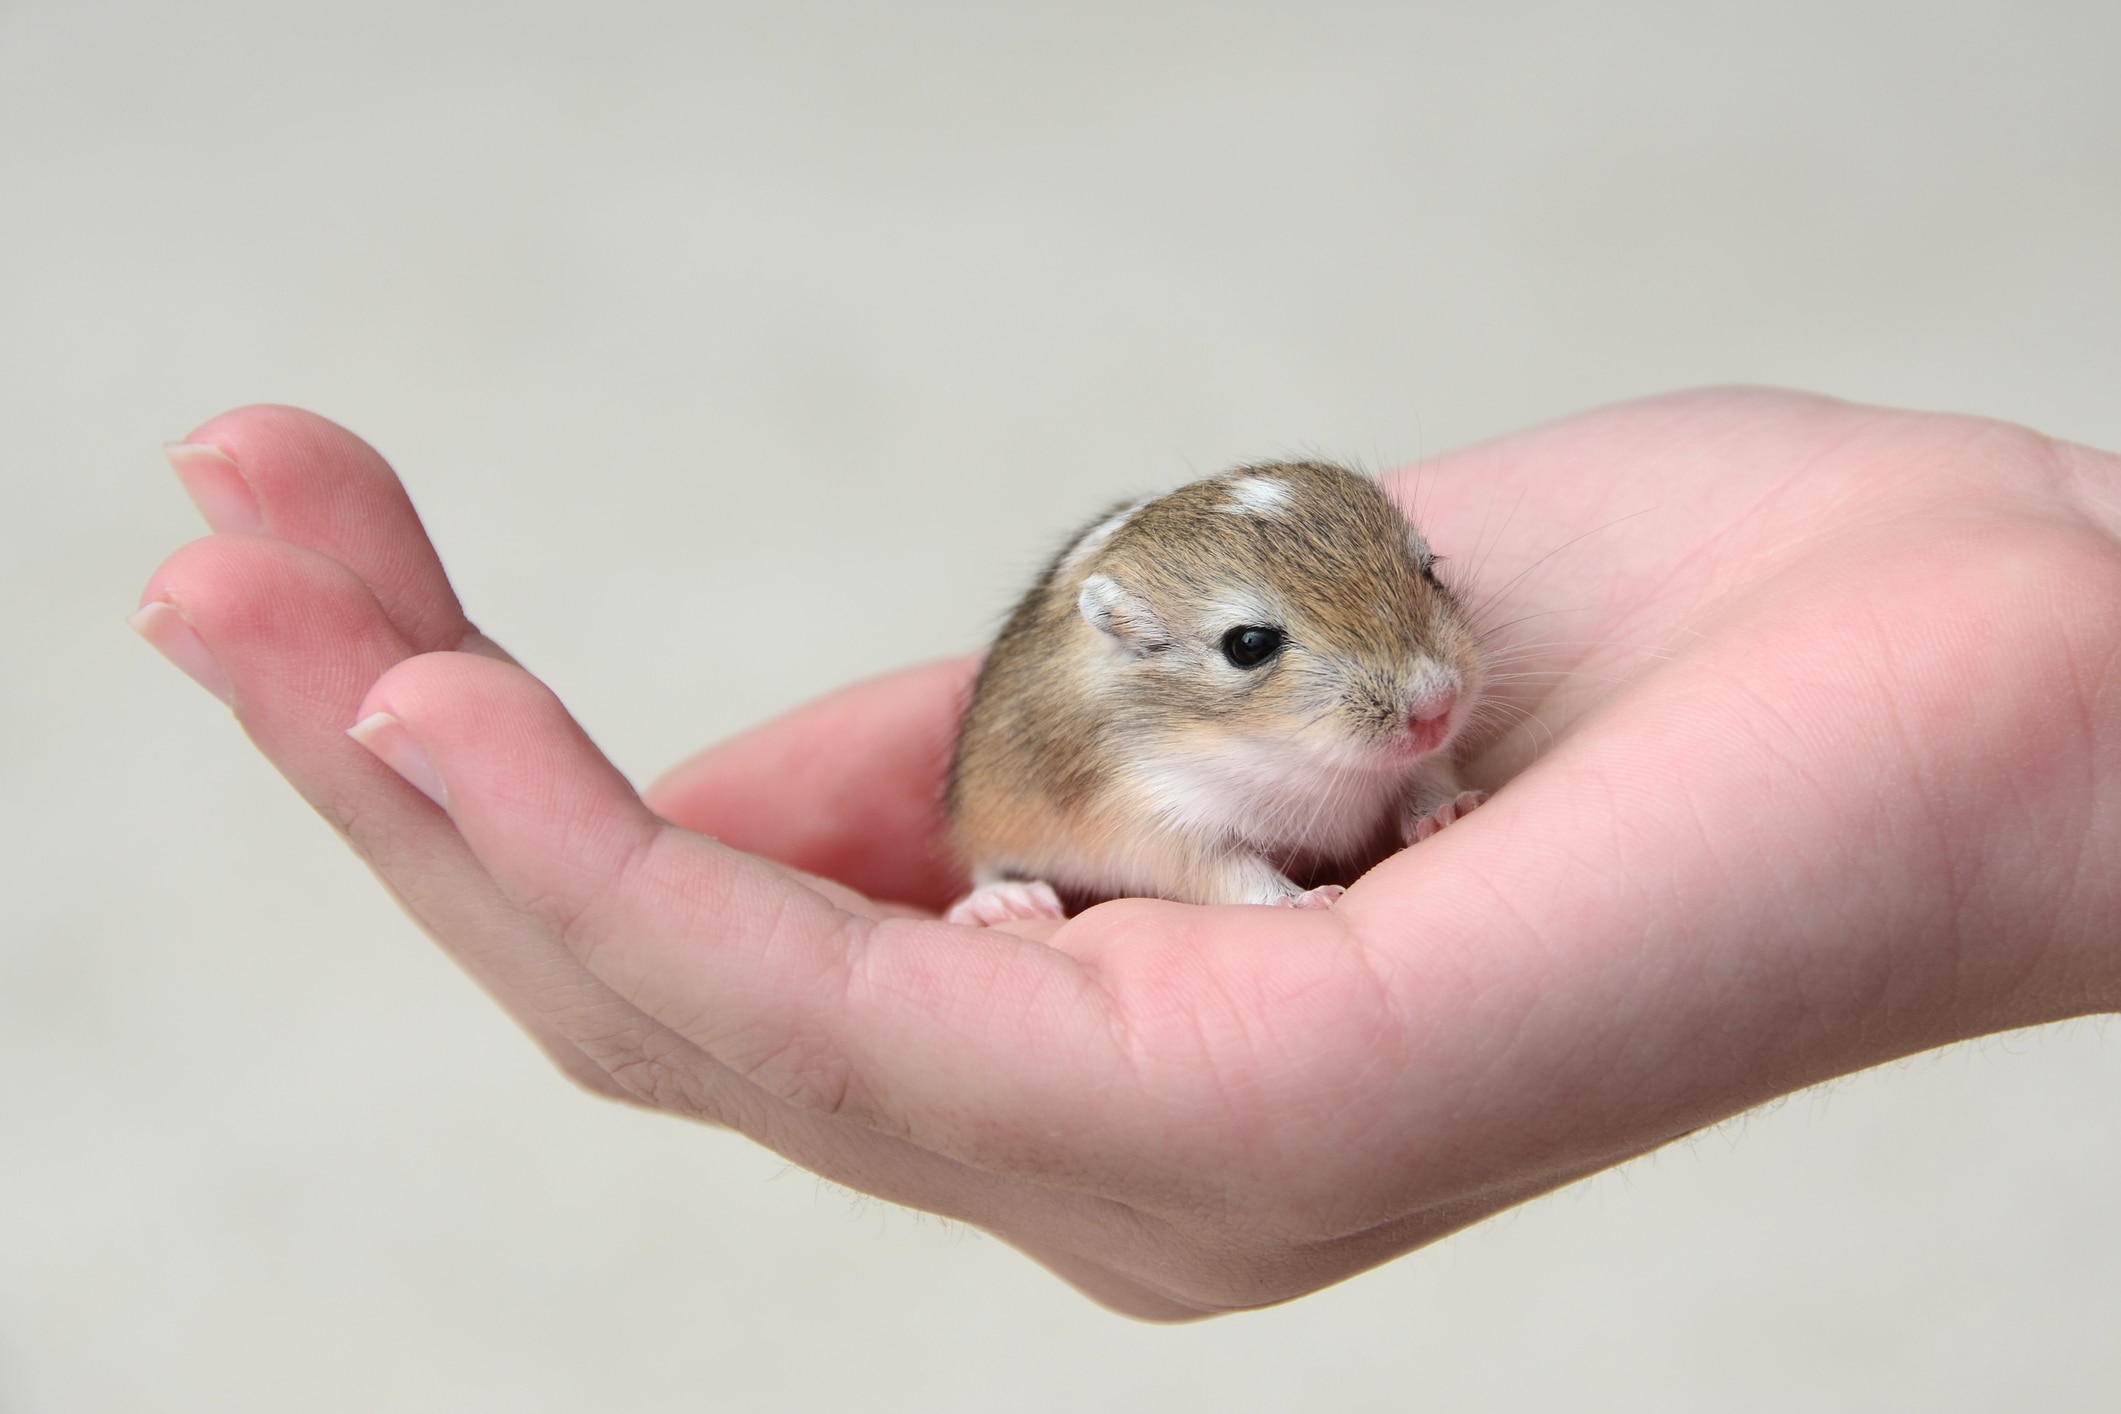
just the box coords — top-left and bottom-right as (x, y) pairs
(136, 532), (638, 1101)
(642, 657), (976, 910)
(165, 405), (481, 656)
(166, 408), (968, 908)
(355, 650), (1162, 1153)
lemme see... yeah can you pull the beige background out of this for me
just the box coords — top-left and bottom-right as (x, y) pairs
(4, 2), (2118, 1409)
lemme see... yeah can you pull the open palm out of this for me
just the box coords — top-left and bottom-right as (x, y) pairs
(137, 390), (2121, 1319)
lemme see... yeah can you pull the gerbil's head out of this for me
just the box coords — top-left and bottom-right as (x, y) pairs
(1064, 461), (1479, 770)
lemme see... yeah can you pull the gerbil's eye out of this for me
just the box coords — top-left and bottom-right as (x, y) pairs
(1220, 625), (1284, 669)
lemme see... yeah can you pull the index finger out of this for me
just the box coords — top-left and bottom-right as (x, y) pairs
(349, 649), (1346, 1183)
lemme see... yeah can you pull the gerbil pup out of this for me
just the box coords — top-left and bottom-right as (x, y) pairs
(946, 461), (1484, 926)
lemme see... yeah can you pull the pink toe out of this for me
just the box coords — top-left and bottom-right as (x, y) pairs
(946, 881), (1067, 927)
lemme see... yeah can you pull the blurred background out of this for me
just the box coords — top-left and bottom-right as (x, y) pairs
(3, 1), (2117, 1408)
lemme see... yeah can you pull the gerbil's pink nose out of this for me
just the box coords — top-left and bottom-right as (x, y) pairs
(1406, 690), (1458, 753)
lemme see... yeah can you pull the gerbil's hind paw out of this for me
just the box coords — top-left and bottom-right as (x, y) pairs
(1272, 884), (1346, 910)
(946, 880), (1068, 927)
(1407, 790), (1487, 844)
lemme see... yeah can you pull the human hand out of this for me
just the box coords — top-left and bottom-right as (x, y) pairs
(134, 392), (2121, 1319)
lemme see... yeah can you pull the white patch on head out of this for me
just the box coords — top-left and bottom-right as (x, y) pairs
(1061, 499), (1148, 571)
(1217, 476), (1293, 517)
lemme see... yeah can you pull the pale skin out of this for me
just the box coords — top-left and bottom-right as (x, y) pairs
(134, 390), (2121, 1321)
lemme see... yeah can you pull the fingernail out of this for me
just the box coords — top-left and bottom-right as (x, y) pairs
(164, 441), (265, 535)
(129, 601), (235, 707)
(347, 712), (451, 810)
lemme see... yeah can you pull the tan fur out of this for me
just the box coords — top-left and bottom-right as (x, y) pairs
(949, 461), (1481, 910)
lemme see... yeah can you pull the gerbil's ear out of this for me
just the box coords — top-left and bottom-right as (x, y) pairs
(1078, 574), (1171, 655)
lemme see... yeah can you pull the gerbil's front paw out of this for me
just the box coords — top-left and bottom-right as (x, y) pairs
(1405, 790), (1487, 845)
(1271, 884), (1346, 910)
(946, 880), (1068, 927)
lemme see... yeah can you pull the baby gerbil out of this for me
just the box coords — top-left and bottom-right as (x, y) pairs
(945, 460), (1485, 927)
